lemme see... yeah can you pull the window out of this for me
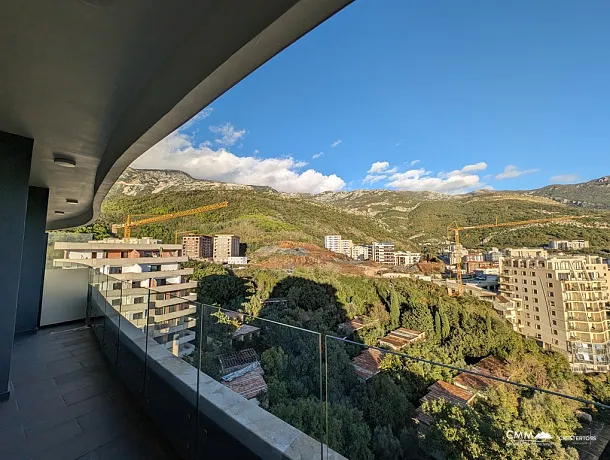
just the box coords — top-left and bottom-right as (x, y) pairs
(525, 296), (529, 301)
(533, 289), (538, 294)
(547, 274), (553, 278)
(522, 279), (527, 284)
(549, 292), (554, 297)
(548, 282), (553, 288)
(156, 293), (164, 301)
(552, 320), (557, 326)
(536, 334), (542, 339)
(111, 299), (121, 306)
(132, 312), (143, 320)
(132, 281), (141, 288)
(525, 305), (530, 310)
(121, 251), (129, 258)
(134, 297), (144, 304)
(551, 310), (556, 316)
(531, 272), (536, 277)
(534, 298), (539, 303)
(522, 271), (527, 276)
(150, 264), (162, 272)
(109, 267), (121, 275)
(155, 308), (164, 316)
(526, 313), (531, 319)
(535, 315), (540, 321)
(550, 301), (555, 307)
(527, 322), (531, 327)
(534, 307), (539, 312)
(553, 329), (558, 335)
(536, 324), (541, 330)
(112, 282), (122, 290)
(524, 288), (528, 293)
(553, 339), (559, 345)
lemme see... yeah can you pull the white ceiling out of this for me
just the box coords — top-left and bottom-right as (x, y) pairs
(0, 0), (351, 229)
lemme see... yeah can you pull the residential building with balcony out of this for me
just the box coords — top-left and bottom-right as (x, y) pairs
(54, 238), (197, 357)
(549, 239), (590, 251)
(499, 249), (610, 373)
(351, 244), (370, 260)
(394, 251), (421, 266)
(324, 235), (342, 253)
(182, 235), (213, 259)
(372, 242), (395, 265)
(213, 234), (240, 263)
(340, 239), (353, 256)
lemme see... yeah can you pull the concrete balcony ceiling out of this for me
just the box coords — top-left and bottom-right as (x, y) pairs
(0, 0), (351, 230)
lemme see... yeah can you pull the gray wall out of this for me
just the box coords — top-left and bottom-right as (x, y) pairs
(40, 268), (89, 327)
(0, 131), (33, 400)
(16, 186), (50, 332)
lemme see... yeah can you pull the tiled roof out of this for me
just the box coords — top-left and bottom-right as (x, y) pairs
(222, 365), (267, 400)
(351, 348), (385, 380)
(232, 324), (260, 339)
(420, 380), (475, 407)
(339, 316), (378, 333)
(378, 328), (425, 350)
(453, 356), (510, 392)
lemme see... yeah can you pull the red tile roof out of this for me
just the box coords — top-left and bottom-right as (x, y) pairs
(351, 349), (386, 380)
(420, 380), (475, 407)
(453, 356), (510, 393)
(222, 365), (267, 400)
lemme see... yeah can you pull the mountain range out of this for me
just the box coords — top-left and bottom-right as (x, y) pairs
(100, 168), (610, 252)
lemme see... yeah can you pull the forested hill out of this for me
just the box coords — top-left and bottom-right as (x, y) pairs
(533, 176), (610, 209)
(98, 168), (610, 251)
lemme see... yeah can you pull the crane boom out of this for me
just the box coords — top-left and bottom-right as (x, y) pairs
(451, 215), (587, 295)
(113, 201), (228, 239)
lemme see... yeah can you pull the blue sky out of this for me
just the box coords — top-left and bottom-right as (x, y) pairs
(134, 0), (610, 194)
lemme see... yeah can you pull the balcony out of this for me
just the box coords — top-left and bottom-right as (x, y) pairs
(153, 293), (198, 309)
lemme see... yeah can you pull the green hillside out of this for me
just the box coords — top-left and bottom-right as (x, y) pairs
(95, 168), (610, 252)
(533, 176), (610, 209)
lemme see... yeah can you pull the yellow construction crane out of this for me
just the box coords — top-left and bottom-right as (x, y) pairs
(174, 230), (200, 244)
(450, 215), (587, 295)
(112, 201), (228, 239)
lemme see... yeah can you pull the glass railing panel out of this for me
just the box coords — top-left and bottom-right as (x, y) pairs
(198, 304), (324, 458)
(99, 271), (120, 366)
(143, 288), (202, 459)
(115, 277), (149, 405)
(324, 335), (610, 460)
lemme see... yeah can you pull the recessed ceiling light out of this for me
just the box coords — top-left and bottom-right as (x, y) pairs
(54, 157), (76, 168)
(66, 199), (79, 204)
(54, 210), (65, 215)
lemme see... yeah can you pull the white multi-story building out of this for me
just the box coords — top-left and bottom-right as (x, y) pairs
(54, 238), (197, 357)
(213, 234), (240, 263)
(372, 242), (395, 265)
(340, 239), (353, 257)
(485, 248), (502, 263)
(498, 248), (610, 373)
(394, 251), (421, 266)
(324, 235), (342, 253)
(351, 245), (370, 261)
(549, 240), (590, 251)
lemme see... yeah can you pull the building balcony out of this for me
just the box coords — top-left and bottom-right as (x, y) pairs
(108, 268), (194, 282)
(54, 256), (188, 267)
(151, 305), (198, 322)
(153, 293), (197, 308)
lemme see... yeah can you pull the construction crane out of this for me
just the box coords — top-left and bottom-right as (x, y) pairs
(112, 201), (229, 239)
(450, 215), (586, 295)
(174, 230), (199, 244)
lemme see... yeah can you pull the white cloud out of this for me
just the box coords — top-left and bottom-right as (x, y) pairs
(253, 149), (259, 154)
(368, 161), (391, 174)
(133, 132), (345, 194)
(495, 164), (539, 180)
(550, 174), (579, 184)
(182, 107), (213, 129)
(395, 140), (403, 147)
(409, 159), (420, 166)
(209, 122), (246, 147)
(386, 168), (484, 194)
(331, 139), (342, 148)
(439, 162), (487, 179)
(312, 152), (324, 159)
(363, 174), (388, 184)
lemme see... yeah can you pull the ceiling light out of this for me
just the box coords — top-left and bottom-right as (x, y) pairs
(54, 211), (65, 215)
(54, 157), (76, 168)
(66, 199), (79, 204)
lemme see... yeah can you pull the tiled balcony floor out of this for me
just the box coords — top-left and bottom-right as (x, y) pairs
(1, 323), (179, 460)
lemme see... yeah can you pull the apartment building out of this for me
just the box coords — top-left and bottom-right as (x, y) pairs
(182, 235), (213, 259)
(324, 235), (342, 253)
(213, 234), (240, 263)
(485, 248), (502, 263)
(372, 242), (395, 265)
(394, 251), (421, 266)
(351, 244), (370, 261)
(549, 239), (590, 251)
(54, 238), (197, 357)
(340, 239), (353, 257)
(499, 248), (610, 373)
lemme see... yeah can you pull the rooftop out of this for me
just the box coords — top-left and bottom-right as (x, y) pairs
(378, 328), (425, 350)
(221, 364), (267, 400)
(420, 380), (475, 407)
(453, 356), (510, 393)
(350, 349), (385, 380)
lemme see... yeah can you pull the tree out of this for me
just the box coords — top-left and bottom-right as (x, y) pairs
(371, 426), (402, 460)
